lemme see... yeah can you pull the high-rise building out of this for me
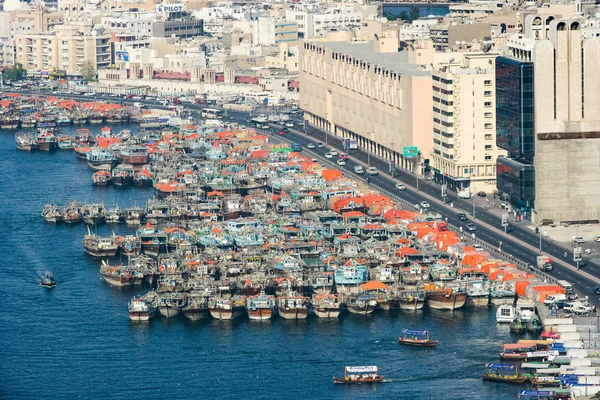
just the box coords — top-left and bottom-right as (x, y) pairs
(14, 24), (111, 74)
(430, 53), (505, 193)
(496, 15), (600, 223)
(300, 34), (434, 170)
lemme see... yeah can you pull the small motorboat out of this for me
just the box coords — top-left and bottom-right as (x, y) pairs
(496, 304), (516, 323)
(333, 366), (384, 384)
(482, 363), (526, 384)
(398, 328), (438, 347)
(40, 271), (56, 288)
(510, 318), (526, 334)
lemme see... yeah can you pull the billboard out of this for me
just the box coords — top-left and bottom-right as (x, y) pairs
(403, 146), (419, 158)
(115, 51), (129, 62)
(156, 3), (184, 12)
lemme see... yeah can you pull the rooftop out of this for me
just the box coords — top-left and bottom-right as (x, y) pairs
(315, 41), (431, 77)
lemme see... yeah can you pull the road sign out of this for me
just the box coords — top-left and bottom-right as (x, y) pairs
(573, 247), (582, 262)
(501, 213), (509, 227)
(441, 186), (447, 198)
(402, 146), (419, 158)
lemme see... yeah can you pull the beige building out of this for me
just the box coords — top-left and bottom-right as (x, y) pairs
(14, 24), (111, 74)
(531, 18), (600, 223)
(300, 34), (434, 170)
(430, 53), (505, 193)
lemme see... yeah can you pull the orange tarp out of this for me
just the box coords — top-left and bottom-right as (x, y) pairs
(398, 247), (419, 257)
(322, 169), (342, 181)
(360, 281), (391, 291)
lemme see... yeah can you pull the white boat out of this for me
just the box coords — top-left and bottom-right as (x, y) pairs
(496, 304), (516, 323)
(517, 300), (536, 323)
(128, 294), (158, 321)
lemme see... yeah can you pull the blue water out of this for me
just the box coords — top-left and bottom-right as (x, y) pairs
(1, 125), (521, 399)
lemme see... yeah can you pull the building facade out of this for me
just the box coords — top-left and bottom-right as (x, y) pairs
(430, 53), (505, 193)
(14, 25), (111, 74)
(496, 15), (600, 223)
(151, 16), (203, 39)
(300, 36), (434, 170)
(495, 56), (535, 210)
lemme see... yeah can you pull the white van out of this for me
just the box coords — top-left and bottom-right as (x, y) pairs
(557, 280), (577, 299)
(543, 294), (567, 306)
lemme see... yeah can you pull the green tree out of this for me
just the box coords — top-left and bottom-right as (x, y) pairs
(79, 61), (97, 82)
(383, 12), (397, 21)
(408, 6), (420, 22)
(399, 10), (409, 21)
(2, 63), (27, 81)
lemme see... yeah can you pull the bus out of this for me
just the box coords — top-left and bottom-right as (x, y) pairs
(343, 138), (359, 153)
(201, 108), (225, 119)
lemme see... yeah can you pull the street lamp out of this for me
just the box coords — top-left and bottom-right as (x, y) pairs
(532, 209), (543, 253)
(472, 192), (476, 219)
(367, 131), (373, 167)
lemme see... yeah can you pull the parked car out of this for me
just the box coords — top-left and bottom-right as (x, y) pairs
(572, 236), (585, 244)
(466, 223), (477, 231)
(573, 305), (592, 315)
(457, 213), (468, 221)
(473, 244), (484, 252)
(395, 183), (406, 191)
(285, 122), (294, 127)
(595, 236), (600, 243)
(477, 191), (487, 197)
(307, 143), (315, 149)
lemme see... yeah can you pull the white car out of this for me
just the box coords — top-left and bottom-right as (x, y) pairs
(324, 153), (333, 159)
(420, 201), (430, 208)
(573, 305), (592, 315)
(329, 150), (338, 156)
(573, 236), (585, 244)
(473, 244), (484, 252)
(367, 167), (379, 176)
(285, 122), (294, 127)
(395, 183), (406, 191)
(595, 236), (600, 243)
(354, 166), (364, 175)
(336, 159), (346, 166)
(307, 143), (315, 149)
(317, 142), (325, 148)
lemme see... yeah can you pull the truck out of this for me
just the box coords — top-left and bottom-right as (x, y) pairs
(458, 188), (471, 199)
(536, 256), (554, 272)
(543, 293), (567, 306)
(557, 280), (577, 300)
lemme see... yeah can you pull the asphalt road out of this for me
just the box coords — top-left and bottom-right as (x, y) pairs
(7, 88), (599, 302)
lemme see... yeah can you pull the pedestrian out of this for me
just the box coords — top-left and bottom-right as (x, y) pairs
(472, 233), (475, 240)
(459, 226), (463, 233)
(564, 251), (568, 258)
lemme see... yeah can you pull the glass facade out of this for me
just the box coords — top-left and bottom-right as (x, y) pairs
(496, 157), (535, 208)
(495, 57), (534, 160)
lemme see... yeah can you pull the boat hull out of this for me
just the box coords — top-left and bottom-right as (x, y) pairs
(398, 299), (425, 311)
(490, 295), (515, 305)
(466, 295), (490, 308)
(182, 307), (211, 321)
(101, 274), (133, 287)
(278, 308), (309, 320)
(38, 142), (58, 151)
(159, 306), (181, 318)
(209, 307), (244, 320)
(333, 377), (384, 384)
(84, 247), (118, 258)
(248, 308), (274, 321)
(347, 305), (376, 315)
(313, 307), (340, 319)
(87, 161), (113, 171)
(129, 307), (156, 322)
(427, 293), (467, 310)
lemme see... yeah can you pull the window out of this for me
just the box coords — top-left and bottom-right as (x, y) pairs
(484, 80), (491, 86)
(485, 123), (493, 129)
(485, 155), (492, 160)
(484, 112), (493, 118)
(484, 91), (492, 97)
(434, 139), (441, 145)
(485, 134), (493, 140)
(484, 102), (492, 108)
(485, 145), (492, 150)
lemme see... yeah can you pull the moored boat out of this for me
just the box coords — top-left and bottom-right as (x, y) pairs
(277, 292), (309, 320)
(182, 291), (211, 321)
(128, 292), (158, 321)
(482, 363), (526, 384)
(426, 288), (467, 311)
(16, 133), (36, 151)
(83, 230), (118, 258)
(208, 295), (246, 320)
(41, 204), (63, 223)
(311, 293), (341, 318)
(397, 291), (425, 311)
(345, 293), (378, 315)
(86, 148), (115, 171)
(496, 305), (516, 323)
(111, 164), (135, 187)
(247, 291), (276, 321)
(157, 292), (187, 318)
(92, 170), (111, 186)
(36, 130), (58, 151)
